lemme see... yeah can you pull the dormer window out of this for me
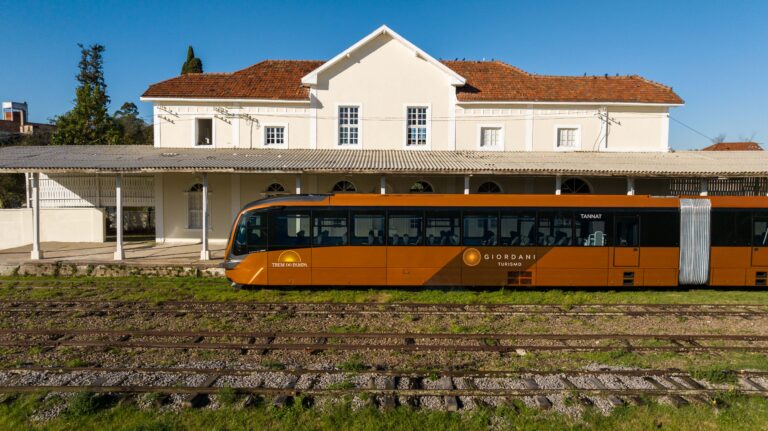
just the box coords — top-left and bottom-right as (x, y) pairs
(195, 118), (213, 146)
(406, 107), (428, 147)
(338, 106), (360, 146)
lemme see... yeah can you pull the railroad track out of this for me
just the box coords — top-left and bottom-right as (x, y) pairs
(1, 367), (766, 410)
(1, 300), (767, 318)
(1, 328), (767, 353)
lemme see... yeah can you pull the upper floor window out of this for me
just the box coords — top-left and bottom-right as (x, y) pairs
(480, 127), (502, 149)
(556, 127), (579, 149)
(195, 118), (213, 146)
(406, 107), (428, 147)
(338, 106), (359, 146)
(265, 126), (286, 146)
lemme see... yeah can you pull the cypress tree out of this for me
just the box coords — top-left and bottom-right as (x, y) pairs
(181, 46), (203, 74)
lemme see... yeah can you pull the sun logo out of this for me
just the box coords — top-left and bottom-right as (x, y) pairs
(462, 248), (482, 267)
(277, 250), (302, 263)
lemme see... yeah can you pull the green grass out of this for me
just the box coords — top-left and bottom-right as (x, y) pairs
(3, 276), (768, 305)
(2, 393), (768, 430)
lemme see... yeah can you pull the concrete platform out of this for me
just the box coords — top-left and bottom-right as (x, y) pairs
(0, 241), (227, 278)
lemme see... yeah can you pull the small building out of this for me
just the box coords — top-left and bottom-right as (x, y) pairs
(1, 25), (767, 260)
(703, 141), (763, 151)
(0, 101), (54, 138)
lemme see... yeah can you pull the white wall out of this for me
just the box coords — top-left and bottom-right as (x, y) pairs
(0, 208), (105, 250)
(313, 33), (454, 150)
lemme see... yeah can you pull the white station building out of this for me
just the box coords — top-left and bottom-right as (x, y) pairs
(1, 25), (767, 260)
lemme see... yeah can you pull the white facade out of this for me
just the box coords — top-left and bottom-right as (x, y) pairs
(143, 27), (676, 154)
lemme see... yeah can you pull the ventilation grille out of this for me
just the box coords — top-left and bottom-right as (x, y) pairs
(622, 272), (635, 286)
(757, 272), (767, 287)
(507, 271), (533, 286)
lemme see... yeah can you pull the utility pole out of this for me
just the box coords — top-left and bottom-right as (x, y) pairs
(596, 109), (621, 150)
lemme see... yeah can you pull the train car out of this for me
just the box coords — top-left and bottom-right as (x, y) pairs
(222, 194), (768, 288)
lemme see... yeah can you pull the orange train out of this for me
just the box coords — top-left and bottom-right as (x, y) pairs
(223, 194), (768, 288)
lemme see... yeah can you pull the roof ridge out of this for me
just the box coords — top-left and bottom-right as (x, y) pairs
(627, 74), (675, 91)
(491, 60), (530, 76)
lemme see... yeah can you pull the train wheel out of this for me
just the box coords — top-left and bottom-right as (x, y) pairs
(231, 282), (243, 290)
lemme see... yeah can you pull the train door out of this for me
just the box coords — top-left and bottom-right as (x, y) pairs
(752, 215), (768, 266)
(613, 215), (639, 266)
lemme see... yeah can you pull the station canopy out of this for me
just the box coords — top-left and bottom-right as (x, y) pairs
(2, 145), (768, 178)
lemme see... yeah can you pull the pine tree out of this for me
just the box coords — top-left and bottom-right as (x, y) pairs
(181, 46), (203, 74)
(52, 44), (120, 145)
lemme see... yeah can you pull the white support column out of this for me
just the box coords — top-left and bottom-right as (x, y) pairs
(380, 175), (386, 195)
(627, 177), (636, 196)
(555, 175), (562, 195)
(464, 176), (470, 195)
(200, 173), (210, 261)
(699, 178), (709, 196)
(295, 174), (302, 194)
(30, 173), (42, 260)
(154, 173), (164, 243)
(113, 175), (124, 261)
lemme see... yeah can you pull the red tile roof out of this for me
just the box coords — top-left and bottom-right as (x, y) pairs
(142, 60), (683, 104)
(703, 142), (763, 151)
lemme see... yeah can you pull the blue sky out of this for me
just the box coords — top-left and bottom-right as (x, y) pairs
(1, 0), (766, 149)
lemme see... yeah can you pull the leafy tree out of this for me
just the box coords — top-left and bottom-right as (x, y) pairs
(181, 46), (203, 74)
(52, 44), (120, 145)
(114, 102), (152, 145)
(0, 174), (25, 208)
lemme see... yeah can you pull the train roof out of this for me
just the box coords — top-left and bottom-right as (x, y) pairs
(239, 194), (768, 213)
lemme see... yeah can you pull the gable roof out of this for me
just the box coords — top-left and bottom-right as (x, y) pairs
(703, 141), (763, 151)
(142, 60), (323, 101)
(300, 25), (466, 87)
(446, 61), (682, 104)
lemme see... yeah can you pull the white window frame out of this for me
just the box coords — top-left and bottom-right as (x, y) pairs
(554, 125), (581, 151)
(185, 185), (213, 230)
(336, 104), (362, 149)
(192, 116), (215, 148)
(403, 104), (431, 150)
(476, 124), (505, 151)
(261, 123), (289, 148)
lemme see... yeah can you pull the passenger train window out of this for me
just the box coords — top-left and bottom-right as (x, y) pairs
(575, 212), (608, 246)
(754, 216), (768, 246)
(463, 212), (498, 246)
(312, 211), (348, 246)
(350, 212), (385, 245)
(500, 212), (535, 246)
(538, 212), (573, 246)
(425, 212), (460, 245)
(640, 211), (679, 247)
(232, 211), (267, 255)
(711, 211), (751, 246)
(269, 212), (310, 249)
(388, 213), (423, 245)
(614, 215), (639, 247)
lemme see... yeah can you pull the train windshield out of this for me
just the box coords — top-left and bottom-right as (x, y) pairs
(230, 211), (268, 257)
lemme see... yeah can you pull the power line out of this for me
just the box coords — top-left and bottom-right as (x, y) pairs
(669, 116), (714, 142)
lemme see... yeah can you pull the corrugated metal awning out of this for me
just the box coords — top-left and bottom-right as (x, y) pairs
(1, 145), (767, 177)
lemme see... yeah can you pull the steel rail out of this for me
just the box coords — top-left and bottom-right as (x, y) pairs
(4, 366), (768, 378)
(0, 328), (766, 353)
(0, 386), (763, 397)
